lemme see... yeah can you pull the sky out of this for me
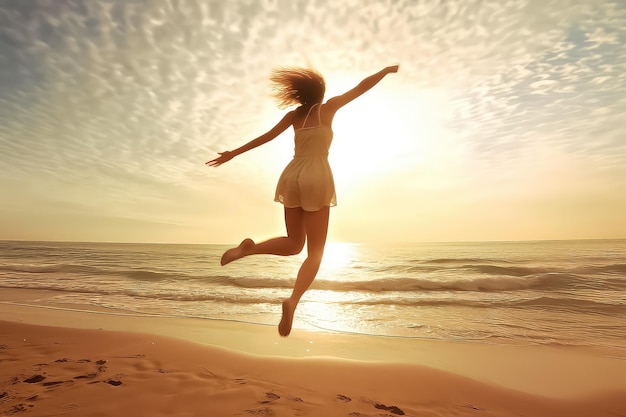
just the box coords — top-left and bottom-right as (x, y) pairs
(0, 0), (625, 244)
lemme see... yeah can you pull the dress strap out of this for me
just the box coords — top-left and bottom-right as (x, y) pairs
(301, 103), (319, 128)
(316, 103), (322, 126)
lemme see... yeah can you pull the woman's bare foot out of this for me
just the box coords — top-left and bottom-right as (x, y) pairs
(220, 238), (255, 266)
(278, 299), (296, 337)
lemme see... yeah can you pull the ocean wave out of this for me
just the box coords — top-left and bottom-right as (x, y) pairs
(217, 273), (580, 293)
(0, 283), (274, 304)
(419, 257), (511, 265)
(408, 261), (626, 278)
(510, 296), (624, 313)
(0, 265), (591, 293)
(351, 295), (625, 313)
(593, 263), (626, 274)
(121, 269), (176, 281)
(401, 263), (546, 276)
(458, 264), (546, 277)
(3, 259), (624, 284)
(0, 263), (196, 282)
(227, 277), (293, 288)
(3, 283), (623, 316)
(0, 264), (103, 275)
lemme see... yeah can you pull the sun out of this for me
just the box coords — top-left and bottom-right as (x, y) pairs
(327, 86), (444, 191)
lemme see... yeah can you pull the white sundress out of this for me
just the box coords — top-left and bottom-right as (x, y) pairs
(274, 103), (337, 211)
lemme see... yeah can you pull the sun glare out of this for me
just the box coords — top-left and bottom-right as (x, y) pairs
(329, 86), (447, 191)
(292, 242), (357, 332)
(321, 241), (355, 271)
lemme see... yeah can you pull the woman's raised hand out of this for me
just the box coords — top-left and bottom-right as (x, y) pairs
(386, 64), (399, 73)
(206, 151), (234, 167)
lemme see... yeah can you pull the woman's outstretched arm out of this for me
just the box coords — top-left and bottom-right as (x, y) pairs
(326, 65), (399, 112)
(207, 111), (295, 167)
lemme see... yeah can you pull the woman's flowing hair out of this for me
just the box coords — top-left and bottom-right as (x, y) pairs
(270, 67), (325, 109)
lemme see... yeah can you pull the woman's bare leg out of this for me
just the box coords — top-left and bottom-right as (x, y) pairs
(279, 206), (329, 336)
(220, 208), (306, 266)
(252, 208), (306, 255)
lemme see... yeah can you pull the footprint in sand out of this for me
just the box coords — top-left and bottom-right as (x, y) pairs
(245, 407), (273, 415)
(95, 359), (107, 372)
(42, 381), (70, 387)
(74, 373), (98, 380)
(373, 402), (405, 415)
(23, 375), (46, 384)
(336, 394), (352, 403)
(10, 404), (33, 413)
(260, 392), (280, 404)
(106, 379), (123, 386)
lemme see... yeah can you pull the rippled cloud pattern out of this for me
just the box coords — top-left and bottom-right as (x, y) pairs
(0, 0), (624, 242)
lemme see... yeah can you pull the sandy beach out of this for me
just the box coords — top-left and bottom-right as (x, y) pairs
(1, 299), (625, 417)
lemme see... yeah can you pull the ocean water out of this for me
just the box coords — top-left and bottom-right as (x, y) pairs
(1, 239), (625, 355)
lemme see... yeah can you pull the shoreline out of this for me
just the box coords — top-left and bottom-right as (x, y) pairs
(2, 301), (626, 393)
(2, 287), (624, 358)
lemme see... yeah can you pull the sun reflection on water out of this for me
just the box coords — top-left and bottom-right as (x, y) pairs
(321, 241), (356, 273)
(295, 242), (360, 332)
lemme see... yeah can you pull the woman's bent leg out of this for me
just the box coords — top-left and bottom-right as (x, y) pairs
(220, 208), (306, 266)
(279, 206), (329, 336)
(252, 208), (306, 255)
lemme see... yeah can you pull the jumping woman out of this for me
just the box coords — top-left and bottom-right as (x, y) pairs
(207, 64), (399, 336)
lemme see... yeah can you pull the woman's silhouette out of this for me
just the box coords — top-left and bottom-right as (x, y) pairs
(207, 65), (399, 336)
